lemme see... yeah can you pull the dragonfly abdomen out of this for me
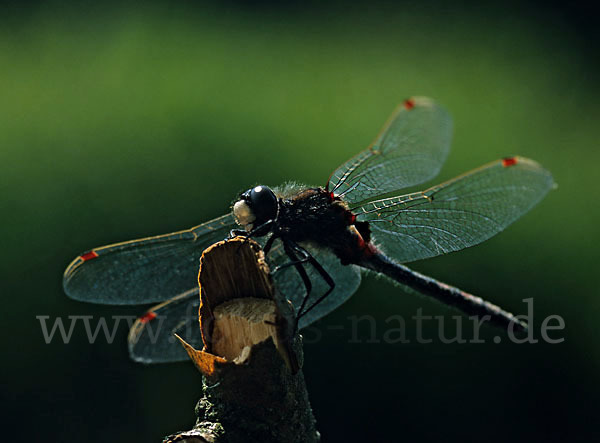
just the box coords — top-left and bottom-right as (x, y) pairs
(358, 252), (527, 332)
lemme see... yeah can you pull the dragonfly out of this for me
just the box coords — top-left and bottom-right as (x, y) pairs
(63, 97), (554, 363)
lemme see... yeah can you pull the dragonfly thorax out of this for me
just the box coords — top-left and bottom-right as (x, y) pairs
(233, 185), (279, 231)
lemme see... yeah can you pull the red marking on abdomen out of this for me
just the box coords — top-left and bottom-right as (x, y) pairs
(80, 251), (99, 261)
(139, 312), (157, 324)
(502, 157), (518, 167)
(404, 98), (415, 110)
(362, 244), (377, 259)
(355, 231), (377, 259)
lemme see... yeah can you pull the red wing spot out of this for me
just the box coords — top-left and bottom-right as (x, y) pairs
(502, 157), (518, 167)
(139, 312), (157, 324)
(80, 251), (99, 261)
(328, 191), (335, 201)
(403, 98), (415, 110)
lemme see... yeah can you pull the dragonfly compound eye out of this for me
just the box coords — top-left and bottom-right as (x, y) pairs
(249, 185), (278, 222)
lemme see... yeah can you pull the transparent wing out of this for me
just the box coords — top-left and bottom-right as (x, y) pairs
(128, 240), (362, 362)
(128, 288), (201, 363)
(328, 97), (452, 205)
(63, 214), (235, 304)
(267, 240), (362, 329)
(356, 157), (554, 263)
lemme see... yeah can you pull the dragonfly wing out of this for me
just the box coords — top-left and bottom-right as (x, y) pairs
(266, 240), (362, 329)
(328, 97), (452, 205)
(128, 238), (362, 361)
(128, 239), (362, 362)
(128, 288), (201, 363)
(356, 157), (554, 263)
(63, 214), (235, 304)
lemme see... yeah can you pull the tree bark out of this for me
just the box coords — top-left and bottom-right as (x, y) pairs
(164, 237), (319, 443)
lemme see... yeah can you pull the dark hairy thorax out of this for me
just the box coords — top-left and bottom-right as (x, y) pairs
(277, 187), (375, 264)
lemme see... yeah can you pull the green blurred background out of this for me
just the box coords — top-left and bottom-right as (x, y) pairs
(2, 1), (599, 441)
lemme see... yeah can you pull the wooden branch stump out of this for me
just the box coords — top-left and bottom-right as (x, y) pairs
(164, 237), (319, 443)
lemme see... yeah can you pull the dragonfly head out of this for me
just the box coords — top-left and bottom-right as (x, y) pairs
(233, 185), (278, 231)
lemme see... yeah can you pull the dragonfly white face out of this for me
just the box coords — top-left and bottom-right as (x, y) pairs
(233, 200), (256, 231)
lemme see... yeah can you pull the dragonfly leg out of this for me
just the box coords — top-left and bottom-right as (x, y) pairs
(279, 240), (313, 321)
(273, 245), (310, 273)
(263, 234), (277, 255)
(228, 228), (247, 238)
(288, 242), (336, 325)
(229, 224), (276, 259)
(228, 219), (275, 240)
